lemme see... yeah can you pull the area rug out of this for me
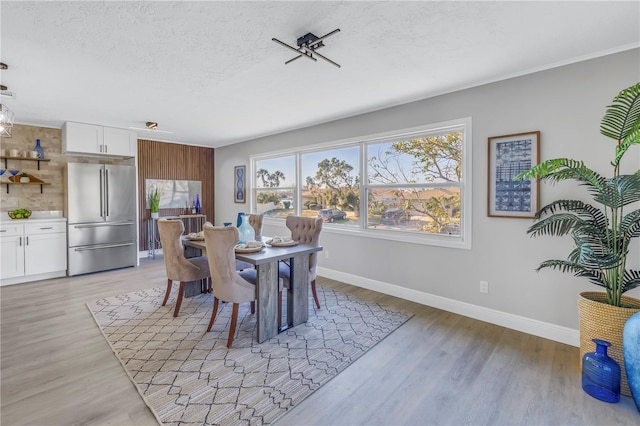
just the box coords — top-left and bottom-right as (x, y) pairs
(87, 283), (412, 425)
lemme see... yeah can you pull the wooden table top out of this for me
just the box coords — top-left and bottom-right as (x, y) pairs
(182, 238), (322, 265)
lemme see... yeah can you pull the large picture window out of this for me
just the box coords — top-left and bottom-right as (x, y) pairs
(365, 128), (463, 236)
(251, 118), (471, 248)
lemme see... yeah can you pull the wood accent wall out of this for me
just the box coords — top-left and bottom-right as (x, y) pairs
(137, 139), (215, 250)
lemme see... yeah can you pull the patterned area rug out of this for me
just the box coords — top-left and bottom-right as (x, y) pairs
(87, 284), (412, 425)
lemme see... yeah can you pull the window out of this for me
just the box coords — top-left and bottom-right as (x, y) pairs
(301, 146), (360, 227)
(365, 128), (463, 236)
(254, 155), (296, 218)
(251, 118), (471, 248)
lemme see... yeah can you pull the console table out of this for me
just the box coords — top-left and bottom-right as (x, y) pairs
(147, 214), (207, 259)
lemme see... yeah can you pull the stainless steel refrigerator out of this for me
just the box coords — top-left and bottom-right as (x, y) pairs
(65, 162), (137, 276)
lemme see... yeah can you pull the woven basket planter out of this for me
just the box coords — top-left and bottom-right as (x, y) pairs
(578, 291), (640, 396)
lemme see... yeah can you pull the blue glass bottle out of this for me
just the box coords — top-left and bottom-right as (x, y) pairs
(33, 139), (44, 158)
(195, 194), (201, 214)
(582, 339), (621, 403)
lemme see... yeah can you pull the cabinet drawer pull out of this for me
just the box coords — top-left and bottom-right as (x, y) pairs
(0, 229), (6, 232)
(39, 227), (54, 230)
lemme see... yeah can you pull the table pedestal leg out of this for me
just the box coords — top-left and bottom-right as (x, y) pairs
(288, 255), (309, 327)
(256, 261), (279, 343)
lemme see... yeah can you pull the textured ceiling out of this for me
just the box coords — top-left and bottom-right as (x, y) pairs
(1, 1), (639, 148)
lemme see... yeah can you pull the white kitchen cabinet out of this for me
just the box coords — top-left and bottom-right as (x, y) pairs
(102, 126), (137, 156)
(1, 234), (25, 279)
(62, 121), (137, 157)
(0, 220), (67, 286)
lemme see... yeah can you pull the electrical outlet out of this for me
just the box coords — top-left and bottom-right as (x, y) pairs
(480, 281), (489, 293)
(324, 250), (329, 259)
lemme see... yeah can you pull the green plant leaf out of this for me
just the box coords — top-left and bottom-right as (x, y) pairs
(620, 209), (640, 238)
(613, 121), (640, 167)
(622, 269), (640, 293)
(534, 199), (607, 228)
(514, 159), (604, 192)
(527, 213), (602, 238)
(592, 175), (640, 208)
(535, 260), (606, 287)
(600, 82), (640, 141)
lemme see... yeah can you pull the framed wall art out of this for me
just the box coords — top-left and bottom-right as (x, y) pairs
(234, 165), (246, 203)
(487, 131), (540, 218)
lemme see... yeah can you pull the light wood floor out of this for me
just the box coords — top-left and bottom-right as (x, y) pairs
(2, 257), (638, 425)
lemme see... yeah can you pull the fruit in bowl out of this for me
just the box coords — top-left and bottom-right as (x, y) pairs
(8, 208), (32, 219)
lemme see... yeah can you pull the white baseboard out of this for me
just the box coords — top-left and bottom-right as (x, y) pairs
(0, 270), (67, 286)
(317, 267), (580, 347)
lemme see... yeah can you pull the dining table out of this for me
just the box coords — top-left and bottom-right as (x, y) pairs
(183, 237), (323, 343)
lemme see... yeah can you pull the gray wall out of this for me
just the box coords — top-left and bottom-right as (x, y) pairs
(215, 48), (640, 332)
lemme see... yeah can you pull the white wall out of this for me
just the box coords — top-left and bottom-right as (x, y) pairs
(215, 49), (640, 342)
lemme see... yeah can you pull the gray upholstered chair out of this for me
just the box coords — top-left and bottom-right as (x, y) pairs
(235, 213), (264, 271)
(157, 219), (211, 317)
(278, 215), (323, 309)
(203, 224), (258, 348)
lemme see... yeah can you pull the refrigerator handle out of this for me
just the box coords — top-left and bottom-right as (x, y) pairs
(105, 168), (110, 217)
(99, 168), (104, 218)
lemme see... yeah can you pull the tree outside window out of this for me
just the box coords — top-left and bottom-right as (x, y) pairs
(366, 130), (463, 235)
(301, 146), (360, 225)
(254, 156), (295, 218)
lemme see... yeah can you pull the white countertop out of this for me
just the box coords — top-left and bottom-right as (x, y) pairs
(0, 210), (67, 223)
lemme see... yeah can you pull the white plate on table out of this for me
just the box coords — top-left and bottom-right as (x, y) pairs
(266, 239), (299, 247)
(235, 243), (265, 253)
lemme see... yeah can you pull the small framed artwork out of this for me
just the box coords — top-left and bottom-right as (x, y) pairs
(234, 165), (246, 203)
(488, 131), (540, 218)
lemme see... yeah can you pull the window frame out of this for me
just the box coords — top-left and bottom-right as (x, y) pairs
(250, 117), (472, 249)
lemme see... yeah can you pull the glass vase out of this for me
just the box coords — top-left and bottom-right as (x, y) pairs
(33, 139), (44, 159)
(582, 338), (621, 403)
(623, 312), (640, 412)
(238, 214), (255, 243)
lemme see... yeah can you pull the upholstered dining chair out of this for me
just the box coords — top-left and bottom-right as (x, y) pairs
(278, 215), (323, 309)
(235, 213), (264, 271)
(157, 219), (211, 317)
(203, 224), (258, 348)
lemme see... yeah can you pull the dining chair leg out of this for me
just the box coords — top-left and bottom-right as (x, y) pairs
(173, 281), (185, 317)
(227, 303), (239, 348)
(162, 279), (172, 306)
(311, 279), (321, 309)
(207, 297), (220, 332)
(250, 301), (255, 314)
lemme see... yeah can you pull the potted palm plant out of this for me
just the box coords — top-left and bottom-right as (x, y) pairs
(149, 188), (161, 219)
(515, 82), (640, 396)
